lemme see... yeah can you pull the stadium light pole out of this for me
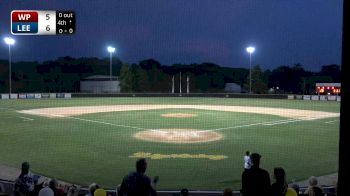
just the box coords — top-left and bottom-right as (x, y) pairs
(246, 46), (255, 94)
(107, 46), (116, 81)
(4, 37), (15, 97)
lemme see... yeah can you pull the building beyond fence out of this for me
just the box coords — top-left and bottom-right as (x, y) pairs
(80, 75), (120, 93)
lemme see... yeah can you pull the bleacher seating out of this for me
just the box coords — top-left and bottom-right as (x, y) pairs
(0, 178), (338, 196)
(0, 180), (14, 196)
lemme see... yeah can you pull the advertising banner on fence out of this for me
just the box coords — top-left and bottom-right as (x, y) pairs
(64, 93), (71, 98)
(303, 95), (311, 100)
(311, 95), (319, 100)
(34, 94), (42, 99)
(10, 94), (18, 99)
(1, 94), (9, 99)
(320, 95), (327, 101)
(295, 95), (303, 100)
(19, 94), (27, 99)
(328, 96), (337, 101)
(337, 96), (341, 102)
(26, 94), (35, 99)
(41, 93), (50, 98)
(56, 93), (65, 98)
(50, 93), (56, 99)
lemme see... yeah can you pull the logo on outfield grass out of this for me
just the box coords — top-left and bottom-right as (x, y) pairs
(129, 152), (227, 160)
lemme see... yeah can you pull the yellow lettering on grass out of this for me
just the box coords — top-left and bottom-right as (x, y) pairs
(129, 152), (227, 160)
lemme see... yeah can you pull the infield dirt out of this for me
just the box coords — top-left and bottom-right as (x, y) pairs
(18, 104), (339, 120)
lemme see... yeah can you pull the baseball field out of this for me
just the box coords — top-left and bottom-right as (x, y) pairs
(0, 97), (340, 190)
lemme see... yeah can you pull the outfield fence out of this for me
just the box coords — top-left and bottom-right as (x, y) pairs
(0, 93), (341, 101)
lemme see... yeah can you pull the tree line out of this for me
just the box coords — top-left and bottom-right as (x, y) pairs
(0, 57), (340, 94)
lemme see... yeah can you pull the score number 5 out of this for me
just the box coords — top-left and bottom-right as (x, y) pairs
(46, 13), (51, 31)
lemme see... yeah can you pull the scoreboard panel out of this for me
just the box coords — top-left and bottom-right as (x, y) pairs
(11, 10), (75, 35)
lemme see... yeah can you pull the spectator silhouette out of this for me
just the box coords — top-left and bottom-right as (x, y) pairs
(67, 185), (79, 196)
(241, 153), (271, 196)
(14, 162), (38, 196)
(94, 188), (106, 196)
(285, 188), (298, 196)
(290, 183), (300, 195)
(304, 176), (324, 196)
(118, 158), (157, 196)
(222, 188), (234, 196)
(180, 188), (189, 196)
(271, 167), (288, 196)
(86, 183), (99, 196)
(38, 179), (57, 196)
(244, 151), (252, 171)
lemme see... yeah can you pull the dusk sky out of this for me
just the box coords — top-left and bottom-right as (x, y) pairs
(0, 0), (343, 71)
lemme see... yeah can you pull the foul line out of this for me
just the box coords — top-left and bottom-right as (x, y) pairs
(68, 116), (148, 131)
(19, 110), (161, 132)
(206, 118), (314, 132)
(18, 116), (34, 121)
(325, 120), (339, 124)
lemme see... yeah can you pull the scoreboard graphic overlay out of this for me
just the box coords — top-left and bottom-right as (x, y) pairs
(11, 10), (75, 35)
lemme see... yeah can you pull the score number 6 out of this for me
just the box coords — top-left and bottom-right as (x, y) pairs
(46, 14), (50, 31)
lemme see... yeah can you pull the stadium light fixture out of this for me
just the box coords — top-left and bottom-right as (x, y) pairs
(4, 37), (15, 97)
(246, 46), (255, 94)
(4, 37), (15, 45)
(107, 46), (116, 81)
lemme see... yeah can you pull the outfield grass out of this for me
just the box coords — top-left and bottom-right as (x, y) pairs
(0, 97), (340, 190)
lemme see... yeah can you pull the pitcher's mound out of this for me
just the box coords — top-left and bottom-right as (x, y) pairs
(161, 113), (197, 118)
(134, 129), (222, 143)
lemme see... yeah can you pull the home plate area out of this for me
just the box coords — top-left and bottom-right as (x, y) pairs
(134, 128), (222, 143)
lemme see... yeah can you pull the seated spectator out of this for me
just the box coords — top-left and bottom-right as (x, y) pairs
(180, 188), (189, 196)
(241, 153), (271, 196)
(304, 176), (324, 196)
(271, 167), (288, 196)
(118, 158), (157, 196)
(67, 185), (79, 196)
(14, 162), (38, 196)
(94, 188), (106, 196)
(285, 187), (298, 196)
(222, 188), (234, 196)
(55, 183), (66, 196)
(290, 183), (300, 195)
(38, 179), (58, 196)
(86, 183), (100, 196)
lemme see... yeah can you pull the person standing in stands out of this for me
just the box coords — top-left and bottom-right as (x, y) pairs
(241, 153), (271, 196)
(86, 183), (99, 196)
(14, 162), (38, 196)
(304, 176), (324, 196)
(271, 167), (288, 196)
(118, 158), (157, 196)
(244, 151), (252, 171)
(38, 179), (57, 196)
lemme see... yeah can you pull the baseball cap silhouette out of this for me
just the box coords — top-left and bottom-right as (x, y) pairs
(21, 162), (30, 170)
(250, 153), (262, 166)
(180, 188), (189, 196)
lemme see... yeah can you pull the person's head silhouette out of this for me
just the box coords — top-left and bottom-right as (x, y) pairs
(250, 153), (261, 168)
(136, 158), (147, 174)
(21, 162), (30, 174)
